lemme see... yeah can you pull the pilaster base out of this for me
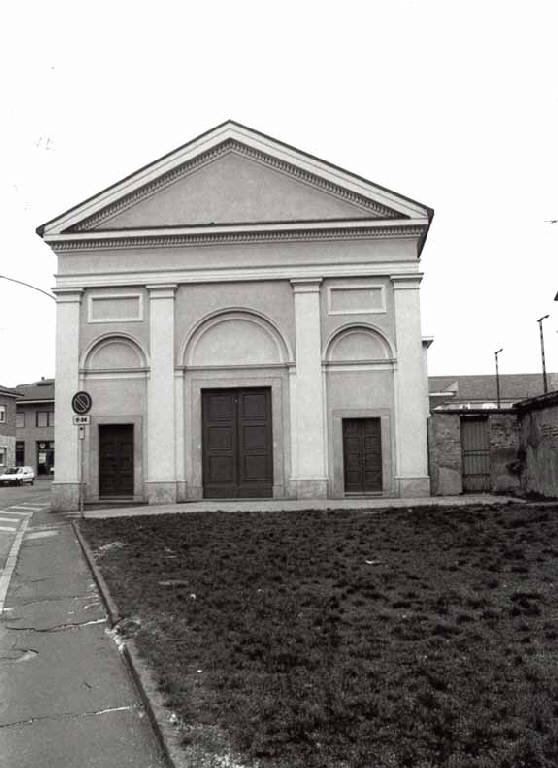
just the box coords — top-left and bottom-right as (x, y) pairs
(176, 481), (188, 503)
(395, 476), (431, 498)
(50, 482), (80, 512)
(288, 478), (329, 499)
(145, 482), (177, 505)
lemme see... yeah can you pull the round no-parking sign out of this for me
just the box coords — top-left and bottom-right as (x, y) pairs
(71, 391), (93, 415)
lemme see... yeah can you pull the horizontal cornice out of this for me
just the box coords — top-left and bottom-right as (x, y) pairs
(54, 260), (422, 289)
(45, 218), (428, 252)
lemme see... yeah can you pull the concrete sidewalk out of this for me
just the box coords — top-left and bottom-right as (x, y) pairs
(79, 493), (523, 519)
(0, 507), (167, 768)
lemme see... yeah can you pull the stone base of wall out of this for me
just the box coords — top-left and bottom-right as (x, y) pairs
(396, 476), (431, 498)
(51, 482), (80, 512)
(145, 482), (178, 505)
(288, 478), (329, 499)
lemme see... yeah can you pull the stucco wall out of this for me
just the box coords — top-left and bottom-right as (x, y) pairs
(16, 404), (55, 474)
(0, 394), (17, 438)
(79, 377), (147, 501)
(428, 413), (462, 495)
(0, 435), (16, 468)
(517, 397), (558, 498)
(326, 369), (394, 497)
(175, 281), (295, 363)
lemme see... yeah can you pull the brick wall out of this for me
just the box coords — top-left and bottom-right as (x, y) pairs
(515, 392), (558, 499)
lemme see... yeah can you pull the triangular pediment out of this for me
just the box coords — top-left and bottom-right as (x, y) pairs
(39, 121), (433, 237)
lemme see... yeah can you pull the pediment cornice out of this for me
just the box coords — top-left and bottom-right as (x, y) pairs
(38, 121), (433, 238)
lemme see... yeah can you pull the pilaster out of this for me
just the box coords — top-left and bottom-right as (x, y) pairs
(392, 275), (430, 497)
(289, 279), (328, 498)
(51, 288), (83, 511)
(146, 284), (177, 504)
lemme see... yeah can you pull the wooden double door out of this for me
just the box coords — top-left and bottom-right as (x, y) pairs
(343, 417), (383, 493)
(202, 388), (273, 498)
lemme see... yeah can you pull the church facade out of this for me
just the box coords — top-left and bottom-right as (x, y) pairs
(38, 121), (433, 511)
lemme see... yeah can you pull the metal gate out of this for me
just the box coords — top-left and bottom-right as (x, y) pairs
(461, 417), (490, 492)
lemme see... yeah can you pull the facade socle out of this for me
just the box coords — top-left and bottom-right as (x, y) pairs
(38, 120), (434, 510)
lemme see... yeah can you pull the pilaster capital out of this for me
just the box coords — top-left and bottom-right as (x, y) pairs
(290, 278), (323, 294)
(146, 284), (177, 300)
(391, 274), (423, 290)
(52, 287), (84, 304)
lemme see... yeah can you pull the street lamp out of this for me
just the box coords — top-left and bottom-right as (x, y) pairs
(537, 315), (550, 394)
(494, 348), (503, 409)
(0, 274), (55, 301)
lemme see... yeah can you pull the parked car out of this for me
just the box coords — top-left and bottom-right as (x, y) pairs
(0, 467), (35, 486)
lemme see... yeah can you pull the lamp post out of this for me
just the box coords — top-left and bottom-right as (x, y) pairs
(537, 315), (549, 394)
(0, 274), (55, 301)
(494, 348), (503, 409)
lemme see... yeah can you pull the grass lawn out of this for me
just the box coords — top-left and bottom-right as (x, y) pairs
(81, 502), (558, 768)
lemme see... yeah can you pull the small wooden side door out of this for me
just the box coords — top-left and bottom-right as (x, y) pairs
(343, 417), (383, 494)
(99, 424), (134, 497)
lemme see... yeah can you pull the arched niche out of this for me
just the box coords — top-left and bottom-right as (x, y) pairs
(326, 325), (393, 363)
(82, 334), (148, 371)
(183, 310), (291, 367)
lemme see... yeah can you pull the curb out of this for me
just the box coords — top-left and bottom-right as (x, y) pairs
(72, 521), (190, 768)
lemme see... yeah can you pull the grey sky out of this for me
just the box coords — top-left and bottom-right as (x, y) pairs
(1, 0), (556, 387)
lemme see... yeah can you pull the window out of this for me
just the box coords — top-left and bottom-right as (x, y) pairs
(16, 412), (25, 428)
(15, 441), (24, 465)
(0, 447), (5, 466)
(0, 405), (6, 423)
(36, 411), (54, 427)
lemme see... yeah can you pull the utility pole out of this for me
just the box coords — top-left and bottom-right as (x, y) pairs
(537, 315), (549, 394)
(494, 348), (503, 408)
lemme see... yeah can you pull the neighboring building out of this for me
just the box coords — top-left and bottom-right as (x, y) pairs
(15, 378), (55, 476)
(37, 120), (434, 511)
(428, 373), (558, 412)
(0, 384), (18, 470)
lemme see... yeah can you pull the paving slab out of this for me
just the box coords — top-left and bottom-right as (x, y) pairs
(0, 707), (163, 768)
(81, 493), (525, 519)
(3, 594), (104, 631)
(0, 507), (167, 767)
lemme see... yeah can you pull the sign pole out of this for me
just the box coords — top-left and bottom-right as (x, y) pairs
(79, 425), (85, 519)
(71, 392), (92, 519)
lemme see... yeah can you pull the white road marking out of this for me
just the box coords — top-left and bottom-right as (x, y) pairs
(0, 526), (17, 532)
(25, 530), (59, 540)
(7, 506), (43, 512)
(0, 517), (22, 523)
(0, 516), (31, 613)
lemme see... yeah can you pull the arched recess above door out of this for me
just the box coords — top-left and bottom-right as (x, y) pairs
(181, 309), (293, 367)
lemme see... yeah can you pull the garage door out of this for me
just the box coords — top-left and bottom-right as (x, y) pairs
(202, 388), (273, 498)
